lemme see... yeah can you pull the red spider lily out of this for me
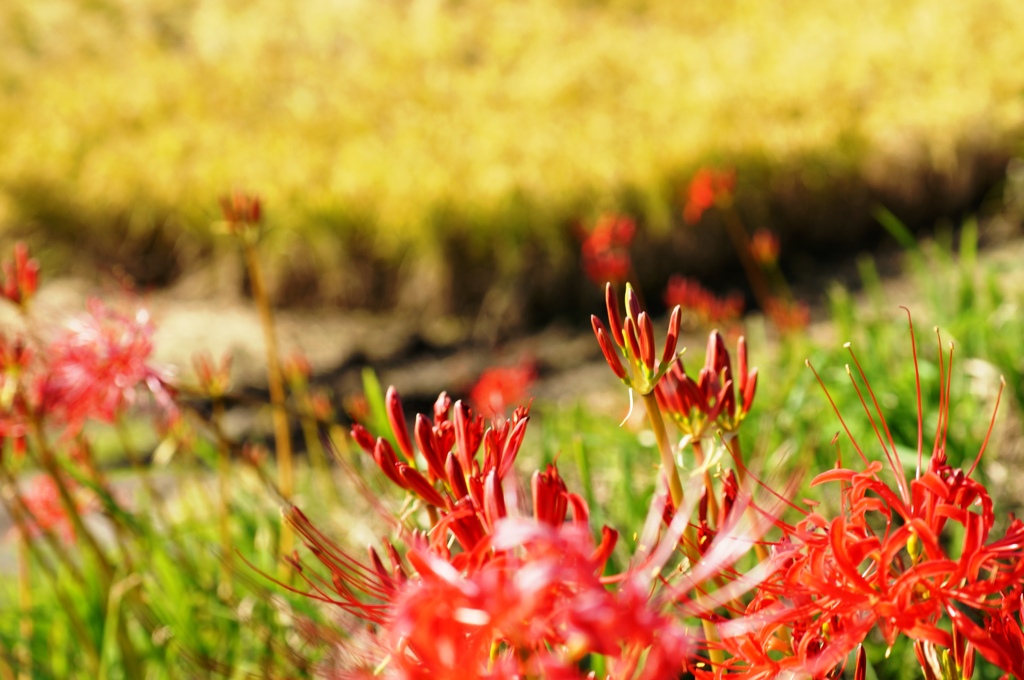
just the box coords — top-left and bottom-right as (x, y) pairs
(748, 230), (780, 266)
(655, 331), (757, 438)
(664, 276), (745, 329)
(591, 283), (682, 395)
(469, 363), (536, 420)
(579, 213), (636, 287)
(39, 299), (177, 434)
(683, 167), (736, 225)
(765, 298), (809, 335)
(284, 377), (793, 679)
(0, 242), (40, 309)
(284, 475), (717, 679)
(712, 319), (1024, 679)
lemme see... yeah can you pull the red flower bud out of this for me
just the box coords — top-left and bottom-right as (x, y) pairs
(638, 312), (656, 371)
(605, 283), (625, 347)
(397, 463), (446, 507)
(386, 386), (415, 464)
(592, 317), (627, 381)
(662, 305), (682, 367)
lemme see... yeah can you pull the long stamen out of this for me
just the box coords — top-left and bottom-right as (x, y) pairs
(940, 341), (955, 462)
(967, 377), (1004, 478)
(806, 359), (870, 467)
(900, 307), (925, 478)
(932, 328), (945, 462)
(844, 347), (909, 505)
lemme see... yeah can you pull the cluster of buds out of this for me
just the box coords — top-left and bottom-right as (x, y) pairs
(218, 190), (263, 242)
(1, 242), (40, 310)
(349, 387), (532, 555)
(655, 331), (758, 438)
(683, 166), (736, 225)
(591, 283), (682, 396)
(663, 275), (745, 329)
(579, 213), (636, 286)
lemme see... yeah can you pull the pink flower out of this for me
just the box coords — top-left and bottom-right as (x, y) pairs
(40, 298), (176, 434)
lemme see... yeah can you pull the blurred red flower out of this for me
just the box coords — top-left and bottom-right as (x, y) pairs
(469, 363), (536, 420)
(0, 242), (40, 309)
(664, 275), (744, 328)
(765, 298), (809, 334)
(579, 213), (635, 286)
(683, 167), (736, 225)
(40, 298), (176, 434)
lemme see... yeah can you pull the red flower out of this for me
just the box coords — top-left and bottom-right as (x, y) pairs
(469, 363), (535, 420)
(40, 299), (176, 434)
(579, 213), (636, 286)
(664, 276), (745, 329)
(0, 242), (40, 309)
(591, 283), (682, 395)
(683, 167), (736, 225)
(655, 331), (757, 438)
(714, 322), (1024, 678)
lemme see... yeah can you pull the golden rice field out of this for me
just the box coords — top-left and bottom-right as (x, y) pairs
(2, 0), (1024, 301)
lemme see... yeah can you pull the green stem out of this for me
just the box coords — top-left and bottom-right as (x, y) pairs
(242, 241), (295, 571)
(641, 392), (683, 508)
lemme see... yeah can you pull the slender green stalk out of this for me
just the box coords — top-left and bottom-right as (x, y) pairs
(242, 241), (295, 569)
(641, 391), (683, 508)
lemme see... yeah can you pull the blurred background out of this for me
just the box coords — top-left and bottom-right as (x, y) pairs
(3, 0), (1023, 334)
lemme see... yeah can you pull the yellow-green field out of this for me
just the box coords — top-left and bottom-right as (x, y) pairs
(3, 0), (1024, 298)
